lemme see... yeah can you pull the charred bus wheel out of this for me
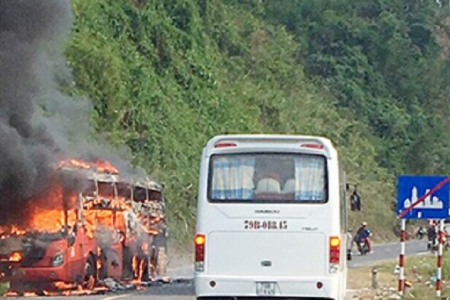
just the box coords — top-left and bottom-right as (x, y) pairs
(149, 227), (168, 281)
(9, 281), (46, 296)
(141, 256), (149, 281)
(83, 255), (97, 290)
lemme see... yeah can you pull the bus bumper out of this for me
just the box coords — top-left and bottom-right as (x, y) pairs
(195, 274), (341, 299)
(1, 266), (68, 283)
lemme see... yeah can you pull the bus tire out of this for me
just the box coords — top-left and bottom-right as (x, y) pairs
(9, 282), (25, 296)
(35, 288), (45, 296)
(141, 256), (150, 281)
(122, 245), (134, 280)
(9, 281), (45, 296)
(83, 254), (97, 290)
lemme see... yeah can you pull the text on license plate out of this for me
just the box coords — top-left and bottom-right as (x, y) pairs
(244, 220), (287, 230)
(256, 282), (276, 296)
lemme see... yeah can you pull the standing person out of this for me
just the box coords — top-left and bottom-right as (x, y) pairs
(350, 188), (361, 211)
(427, 220), (438, 251)
(354, 221), (373, 254)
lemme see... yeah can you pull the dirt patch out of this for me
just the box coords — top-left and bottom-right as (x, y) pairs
(348, 264), (397, 290)
(348, 262), (399, 299)
(347, 254), (450, 299)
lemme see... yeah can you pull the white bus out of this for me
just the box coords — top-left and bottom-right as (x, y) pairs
(194, 134), (348, 300)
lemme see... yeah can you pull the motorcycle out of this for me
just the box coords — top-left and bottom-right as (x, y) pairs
(354, 236), (369, 255)
(427, 237), (438, 251)
(416, 226), (426, 239)
(427, 231), (449, 252)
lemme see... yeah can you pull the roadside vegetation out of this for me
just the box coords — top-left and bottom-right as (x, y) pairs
(349, 253), (450, 298)
(65, 1), (450, 243)
(0, 283), (7, 295)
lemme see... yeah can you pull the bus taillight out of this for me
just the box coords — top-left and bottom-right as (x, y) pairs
(329, 236), (340, 267)
(214, 142), (237, 148)
(300, 143), (324, 149)
(195, 234), (206, 271)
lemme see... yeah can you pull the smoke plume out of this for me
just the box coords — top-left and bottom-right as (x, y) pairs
(0, 0), (125, 223)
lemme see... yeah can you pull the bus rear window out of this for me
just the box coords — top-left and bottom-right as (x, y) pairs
(208, 153), (327, 203)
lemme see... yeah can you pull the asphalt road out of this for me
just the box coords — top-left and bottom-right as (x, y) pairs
(348, 238), (428, 268)
(2, 239), (428, 300)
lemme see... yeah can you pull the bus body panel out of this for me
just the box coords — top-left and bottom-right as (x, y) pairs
(1, 229), (97, 284)
(195, 134), (347, 300)
(208, 231), (327, 277)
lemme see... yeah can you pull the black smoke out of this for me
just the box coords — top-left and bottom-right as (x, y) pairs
(0, 1), (146, 227)
(0, 0), (75, 223)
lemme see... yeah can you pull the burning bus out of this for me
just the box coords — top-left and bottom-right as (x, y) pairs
(128, 179), (168, 282)
(115, 176), (168, 283)
(0, 159), (167, 295)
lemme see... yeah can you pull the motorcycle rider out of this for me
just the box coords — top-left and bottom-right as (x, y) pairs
(416, 226), (426, 239)
(354, 221), (372, 254)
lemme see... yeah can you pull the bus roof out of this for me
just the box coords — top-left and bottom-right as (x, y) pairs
(204, 134), (336, 158)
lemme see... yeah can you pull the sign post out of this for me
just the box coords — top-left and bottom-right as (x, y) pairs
(398, 218), (406, 294)
(437, 219), (445, 297)
(397, 175), (450, 297)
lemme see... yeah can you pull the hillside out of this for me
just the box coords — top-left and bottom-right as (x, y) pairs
(65, 0), (450, 242)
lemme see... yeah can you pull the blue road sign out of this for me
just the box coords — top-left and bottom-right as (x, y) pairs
(397, 175), (450, 219)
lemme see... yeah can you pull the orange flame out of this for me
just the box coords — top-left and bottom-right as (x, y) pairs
(96, 247), (102, 271)
(41, 285), (109, 296)
(53, 281), (76, 290)
(0, 157), (165, 295)
(132, 255), (138, 278)
(9, 251), (22, 262)
(0, 225), (26, 238)
(3, 290), (38, 297)
(4, 291), (18, 297)
(0, 183), (78, 236)
(55, 159), (91, 170)
(130, 255), (146, 282)
(55, 158), (119, 174)
(94, 160), (119, 174)
(0, 158), (123, 238)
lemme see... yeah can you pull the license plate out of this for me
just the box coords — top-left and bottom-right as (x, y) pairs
(256, 282), (276, 296)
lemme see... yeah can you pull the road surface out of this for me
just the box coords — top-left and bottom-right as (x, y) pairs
(348, 238), (428, 268)
(2, 239), (428, 300)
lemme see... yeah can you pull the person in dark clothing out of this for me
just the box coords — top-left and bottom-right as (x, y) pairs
(354, 221), (372, 253)
(350, 188), (361, 211)
(416, 226), (426, 239)
(427, 220), (437, 251)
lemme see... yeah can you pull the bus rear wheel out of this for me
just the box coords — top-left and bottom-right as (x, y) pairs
(83, 255), (97, 290)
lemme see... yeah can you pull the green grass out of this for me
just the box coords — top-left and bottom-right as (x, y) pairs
(349, 253), (450, 298)
(0, 283), (8, 295)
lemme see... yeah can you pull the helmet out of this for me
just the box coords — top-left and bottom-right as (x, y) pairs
(361, 222), (367, 226)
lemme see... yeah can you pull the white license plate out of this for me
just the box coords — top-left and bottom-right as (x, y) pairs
(256, 282), (276, 296)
